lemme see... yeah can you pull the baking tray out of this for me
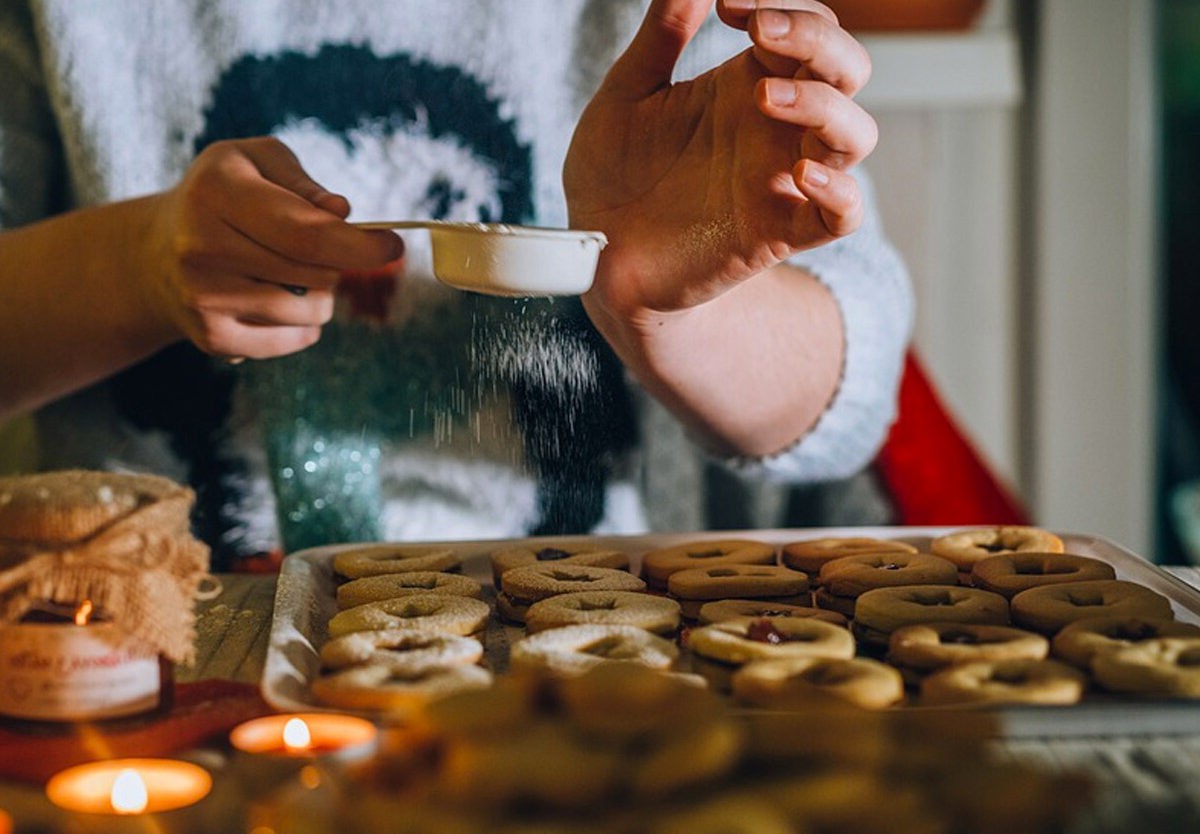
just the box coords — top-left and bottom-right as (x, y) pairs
(261, 526), (1200, 737)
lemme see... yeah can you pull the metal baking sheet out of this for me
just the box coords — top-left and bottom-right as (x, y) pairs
(261, 526), (1200, 737)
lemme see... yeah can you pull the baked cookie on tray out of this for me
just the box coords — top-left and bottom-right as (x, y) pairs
(667, 564), (810, 621)
(641, 539), (776, 591)
(497, 564), (646, 624)
(332, 543), (461, 578)
(524, 590), (681, 635)
(488, 543), (630, 585)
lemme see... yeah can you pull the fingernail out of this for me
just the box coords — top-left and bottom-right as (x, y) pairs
(765, 78), (797, 106)
(801, 161), (830, 188)
(757, 9), (790, 39)
(724, 0), (756, 10)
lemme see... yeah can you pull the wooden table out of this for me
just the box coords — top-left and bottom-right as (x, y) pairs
(4, 567), (1200, 832)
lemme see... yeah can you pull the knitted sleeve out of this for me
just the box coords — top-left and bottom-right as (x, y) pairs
(0, 1), (62, 229)
(722, 168), (914, 484)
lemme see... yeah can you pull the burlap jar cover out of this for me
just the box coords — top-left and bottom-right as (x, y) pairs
(0, 470), (211, 664)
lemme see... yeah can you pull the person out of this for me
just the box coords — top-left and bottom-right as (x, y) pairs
(0, 0), (912, 566)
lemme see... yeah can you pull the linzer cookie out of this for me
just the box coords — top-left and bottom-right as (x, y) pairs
(641, 539), (775, 590)
(497, 564), (645, 624)
(327, 593), (491, 638)
(488, 543), (630, 585)
(930, 526), (1064, 573)
(667, 564), (810, 620)
(509, 623), (679, 678)
(332, 544), (461, 579)
(687, 616), (855, 691)
(815, 552), (957, 618)
(524, 591), (681, 635)
(780, 536), (916, 576)
(697, 599), (848, 628)
(336, 572), (483, 609)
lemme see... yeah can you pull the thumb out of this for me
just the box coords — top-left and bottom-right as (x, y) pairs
(604, 0), (714, 98)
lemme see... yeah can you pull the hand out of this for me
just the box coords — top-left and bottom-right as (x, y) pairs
(144, 137), (403, 359)
(565, 0), (876, 319)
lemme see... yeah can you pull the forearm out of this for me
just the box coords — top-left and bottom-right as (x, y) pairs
(0, 194), (178, 419)
(584, 261), (843, 458)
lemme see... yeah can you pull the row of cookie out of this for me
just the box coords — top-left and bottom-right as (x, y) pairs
(313, 579), (496, 713)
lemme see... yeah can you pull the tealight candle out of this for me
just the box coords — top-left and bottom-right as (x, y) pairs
(45, 758), (211, 815)
(229, 713), (377, 759)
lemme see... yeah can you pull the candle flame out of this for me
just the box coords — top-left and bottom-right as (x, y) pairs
(110, 768), (148, 814)
(74, 599), (94, 626)
(282, 717), (312, 751)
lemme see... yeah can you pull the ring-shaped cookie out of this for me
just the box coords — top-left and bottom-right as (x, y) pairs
(667, 564), (810, 620)
(732, 656), (905, 710)
(336, 571), (483, 609)
(687, 616), (856, 667)
(1010, 580), (1174, 635)
(970, 552), (1115, 599)
(818, 552), (958, 598)
(327, 593), (491, 638)
(697, 599), (847, 627)
(311, 663), (493, 713)
(319, 628), (484, 671)
(853, 585), (1010, 642)
(887, 623), (1049, 672)
(919, 658), (1087, 706)
(525, 590), (681, 635)
(498, 564), (647, 623)
(929, 526), (1064, 572)
(509, 624), (680, 677)
(489, 543), (630, 585)
(780, 537), (917, 575)
(332, 543), (461, 579)
(641, 539), (776, 589)
(1091, 637), (1200, 698)
(1052, 616), (1200, 668)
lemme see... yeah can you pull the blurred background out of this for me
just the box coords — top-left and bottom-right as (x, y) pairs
(4, 0), (1195, 563)
(848, 0), (1191, 562)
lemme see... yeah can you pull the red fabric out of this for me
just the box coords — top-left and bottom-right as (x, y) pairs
(0, 679), (273, 784)
(875, 350), (1029, 526)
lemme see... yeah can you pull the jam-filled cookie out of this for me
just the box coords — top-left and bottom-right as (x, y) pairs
(497, 564), (646, 624)
(488, 543), (630, 585)
(641, 539), (776, 590)
(332, 543), (461, 579)
(780, 536), (917, 577)
(929, 526), (1064, 573)
(667, 564), (810, 620)
(525, 590), (681, 635)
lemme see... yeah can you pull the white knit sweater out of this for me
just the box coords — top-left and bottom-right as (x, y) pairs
(1, 0), (912, 556)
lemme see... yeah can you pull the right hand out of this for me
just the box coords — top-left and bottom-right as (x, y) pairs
(144, 137), (403, 359)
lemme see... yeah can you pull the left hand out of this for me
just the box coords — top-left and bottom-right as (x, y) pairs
(565, 0), (876, 320)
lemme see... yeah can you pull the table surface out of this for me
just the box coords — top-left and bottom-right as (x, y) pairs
(5, 566), (1200, 832)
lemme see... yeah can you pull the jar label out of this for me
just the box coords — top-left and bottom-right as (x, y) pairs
(0, 622), (160, 720)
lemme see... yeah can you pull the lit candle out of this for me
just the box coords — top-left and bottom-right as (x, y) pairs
(229, 713), (377, 758)
(45, 758), (211, 815)
(0, 809), (11, 834)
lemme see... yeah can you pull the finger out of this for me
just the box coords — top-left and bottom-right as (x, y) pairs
(218, 166), (404, 270)
(756, 79), (878, 169)
(604, 0), (715, 98)
(747, 8), (871, 96)
(184, 270), (337, 328)
(187, 219), (347, 292)
(239, 137), (352, 217)
(794, 159), (864, 238)
(207, 320), (324, 360)
(717, 0), (837, 30)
